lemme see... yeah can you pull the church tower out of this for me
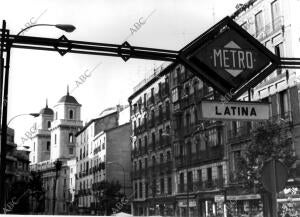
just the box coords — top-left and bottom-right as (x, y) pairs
(50, 87), (83, 160)
(30, 100), (54, 164)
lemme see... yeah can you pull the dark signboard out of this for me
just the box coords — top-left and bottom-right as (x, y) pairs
(179, 16), (280, 99)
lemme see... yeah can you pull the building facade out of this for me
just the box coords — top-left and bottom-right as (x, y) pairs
(30, 91), (83, 214)
(75, 105), (131, 215)
(129, 63), (176, 216)
(227, 0), (300, 215)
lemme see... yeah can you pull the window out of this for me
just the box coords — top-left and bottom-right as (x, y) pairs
(197, 169), (202, 183)
(134, 162), (137, 172)
(138, 139), (142, 151)
(69, 110), (74, 119)
(167, 177), (172, 194)
(160, 178), (165, 194)
(139, 182), (143, 198)
(172, 88), (179, 102)
(34, 142), (35, 151)
(187, 171), (193, 191)
(271, 0), (280, 29)
(207, 167), (212, 182)
(46, 141), (50, 151)
(152, 132), (155, 149)
(152, 179), (156, 196)
(279, 90), (288, 118)
(144, 136), (148, 150)
(47, 121), (51, 128)
(160, 153), (164, 163)
(69, 147), (73, 155)
(275, 43), (284, 75)
(54, 134), (57, 144)
(102, 142), (105, 150)
(145, 182), (149, 198)
(55, 112), (58, 120)
(152, 156), (156, 166)
(167, 151), (171, 161)
(145, 158), (148, 169)
(179, 173), (184, 192)
(255, 11), (263, 36)
(139, 160), (142, 171)
(217, 165), (223, 180)
(69, 133), (74, 143)
(135, 183), (138, 198)
(185, 112), (191, 127)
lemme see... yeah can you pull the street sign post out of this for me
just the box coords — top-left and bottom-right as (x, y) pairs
(179, 16), (280, 99)
(261, 159), (288, 217)
(200, 100), (270, 121)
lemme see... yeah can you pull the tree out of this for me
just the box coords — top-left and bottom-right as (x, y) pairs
(95, 180), (124, 215)
(28, 171), (45, 213)
(236, 121), (296, 216)
(237, 121), (296, 190)
(53, 159), (62, 214)
(8, 180), (30, 214)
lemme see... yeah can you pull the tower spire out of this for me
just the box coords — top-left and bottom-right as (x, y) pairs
(67, 85), (69, 96)
(46, 98), (48, 108)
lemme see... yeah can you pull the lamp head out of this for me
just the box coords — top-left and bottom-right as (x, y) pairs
(55, 24), (76, 33)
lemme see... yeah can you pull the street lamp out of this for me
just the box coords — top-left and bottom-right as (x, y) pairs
(107, 161), (126, 196)
(17, 24), (76, 36)
(7, 112), (40, 126)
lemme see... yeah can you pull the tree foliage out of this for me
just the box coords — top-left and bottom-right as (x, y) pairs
(96, 180), (124, 215)
(237, 121), (296, 192)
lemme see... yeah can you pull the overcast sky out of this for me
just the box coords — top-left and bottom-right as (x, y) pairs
(0, 0), (247, 146)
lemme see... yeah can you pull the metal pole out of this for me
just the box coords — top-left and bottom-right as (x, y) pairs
(270, 159), (278, 217)
(0, 20), (6, 214)
(0, 23), (11, 214)
(186, 149), (189, 217)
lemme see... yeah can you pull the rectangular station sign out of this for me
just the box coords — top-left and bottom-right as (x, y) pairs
(200, 100), (270, 121)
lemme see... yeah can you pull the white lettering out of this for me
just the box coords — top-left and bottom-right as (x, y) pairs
(246, 51), (253, 69)
(213, 49), (222, 67)
(223, 50), (229, 68)
(238, 51), (245, 68)
(230, 50), (236, 68)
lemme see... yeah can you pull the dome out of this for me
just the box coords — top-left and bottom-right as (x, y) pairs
(40, 99), (54, 115)
(58, 95), (79, 104)
(40, 107), (54, 115)
(58, 86), (80, 104)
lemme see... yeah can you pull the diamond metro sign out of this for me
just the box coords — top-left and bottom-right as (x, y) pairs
(179, 16), (280, 99)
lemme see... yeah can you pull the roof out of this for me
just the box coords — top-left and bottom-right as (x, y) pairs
(230, 0), (257, 19)
(58, 86), (80, 104)
(75, 111), (118, 137)
(40, 106), (54, 115)
(128, 62), (176, 102)
(58, 94), (80, 104)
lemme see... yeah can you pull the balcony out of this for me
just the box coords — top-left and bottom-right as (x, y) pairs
(227, 125), (252, 143)
(177, 178), (225, 193)
(175, 146), (224, 167)
(255, 16), (284, 41)
(163, 110), (170, 121)
(159, 161), (172, 173)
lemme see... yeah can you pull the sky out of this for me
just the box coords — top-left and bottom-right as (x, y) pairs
(0, 0), (247, 146)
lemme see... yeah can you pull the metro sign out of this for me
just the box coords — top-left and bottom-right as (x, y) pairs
(179, 16), (279, 99)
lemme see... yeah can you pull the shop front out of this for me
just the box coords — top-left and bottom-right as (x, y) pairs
(177, 199), (197, 217)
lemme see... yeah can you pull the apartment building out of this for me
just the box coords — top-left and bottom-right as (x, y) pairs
(75, 105), (131, 215)
(224, 0), (300, 216)
(129, 63), (178, 216)
(170, 64), (227, 217)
